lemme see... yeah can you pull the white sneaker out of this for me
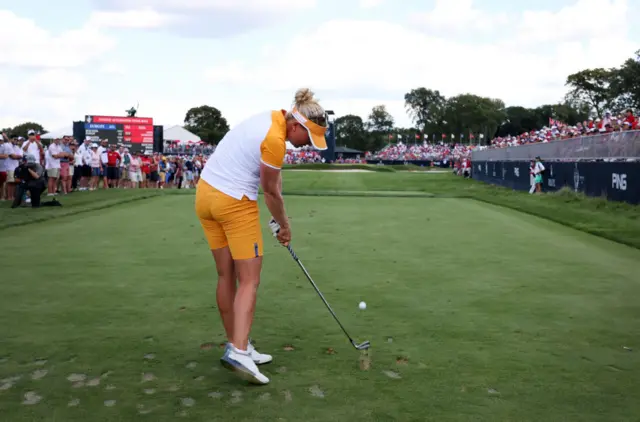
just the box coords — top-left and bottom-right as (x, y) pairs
(247, 341), (273, 365)
(221, 344), (269, 385)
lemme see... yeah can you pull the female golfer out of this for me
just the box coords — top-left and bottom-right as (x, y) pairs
(195, 88), (328, 384)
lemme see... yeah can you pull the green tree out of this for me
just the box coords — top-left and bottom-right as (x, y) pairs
(565, 68), (616, 117)
(7, 122), (46, 139)
(183, 105), (230, 144)
(404, 88), (447, 133)
(366, 105), (394, 150)
(442, 94), (506, 143)
(335, 114), (368, 151)
(610, 50), (640, 112)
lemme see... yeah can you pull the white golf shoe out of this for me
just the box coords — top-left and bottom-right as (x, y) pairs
(221, 344), (270, 385)
(248, 341), (273, 365)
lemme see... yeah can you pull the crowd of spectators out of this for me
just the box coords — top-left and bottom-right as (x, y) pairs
(485, 109), (638, 149)
(0, 133), (209, 207)
(369, 142), (475, 162)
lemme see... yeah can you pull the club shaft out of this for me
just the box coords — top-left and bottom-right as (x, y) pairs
(286, 244), (356, 344)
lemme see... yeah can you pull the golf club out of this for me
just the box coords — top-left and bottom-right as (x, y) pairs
(284, 243), (370, 351)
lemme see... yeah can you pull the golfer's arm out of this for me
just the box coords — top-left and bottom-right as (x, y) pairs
(260, 164), (289, 229)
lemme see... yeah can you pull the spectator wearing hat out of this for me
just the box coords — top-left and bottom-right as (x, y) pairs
(11, 154), (45, 208)
(22, 130), (44, 165)
(129, 151), (142, 188)
(59, 136), (74, 194)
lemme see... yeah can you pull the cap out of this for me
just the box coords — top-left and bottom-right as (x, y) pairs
(27, 129), (36, 136)
(290, 107), (328, 150)
(91, 143), (98, 148)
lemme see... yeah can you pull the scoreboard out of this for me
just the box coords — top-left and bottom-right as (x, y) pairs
(84, 115), (154, 154)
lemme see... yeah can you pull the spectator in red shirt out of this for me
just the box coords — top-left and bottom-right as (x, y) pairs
(140, 153), (151, 188)
(624, 109), (637, 129)
(106, 144), (121, 188)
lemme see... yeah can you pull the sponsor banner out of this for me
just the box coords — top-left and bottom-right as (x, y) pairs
(472, 160), (640, 204)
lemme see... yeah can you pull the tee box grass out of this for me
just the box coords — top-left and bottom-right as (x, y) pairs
(0, 170), (638, 421)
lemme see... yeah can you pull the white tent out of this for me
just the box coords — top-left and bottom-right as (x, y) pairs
(41, 126), (73, 140)
(164, 125), (200, 144)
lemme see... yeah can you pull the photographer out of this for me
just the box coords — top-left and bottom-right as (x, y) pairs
(11, 154), (46, 208)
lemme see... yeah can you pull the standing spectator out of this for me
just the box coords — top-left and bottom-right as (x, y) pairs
(99, 142), (109, 189)
(175, 158), (184, 189)
(90, 144), (101, 190)
(529, 160), (536, 194)
(60, 136), (73, 194)
(72, 141), (83, 191)
(0, 133), (10, 200)
(22, 130), (44, 165)
(149, 153), (159, 188)
(184, 156), (194, 188)
(129, 151), (142, 188)
(106, 144), (121, 188)
(119, 148), (132, 189)
(533, 156), (545, 194)
(140, 153), (151, 188)
(77, 139), (92, 191)
(4, 136), (23, 201)
(117, 145), (127, 188)
(46, 138), (64, 196)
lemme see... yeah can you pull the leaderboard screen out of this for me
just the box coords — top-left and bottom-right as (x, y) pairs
(84, 115), (154, 154)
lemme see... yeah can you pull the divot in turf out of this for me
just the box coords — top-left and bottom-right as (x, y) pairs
(22, 391), (42, 405)
(31, 369), (48, 380)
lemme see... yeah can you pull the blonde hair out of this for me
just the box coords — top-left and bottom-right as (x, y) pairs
(287, 88), (327, 127)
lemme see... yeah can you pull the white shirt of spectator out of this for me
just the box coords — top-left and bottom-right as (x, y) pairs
(0, 141), (10, 172)
(74, 150), (84, 167)
(47, 143), (62, 169)
(6, 144), (22, 173)
(534, 161), (545, 174)
(82, 149), (92, 166)
(22, 139), (40, 159)
(100, 150), (108, 165)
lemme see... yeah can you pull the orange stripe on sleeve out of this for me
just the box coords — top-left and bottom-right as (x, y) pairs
(260, 111), (287, 169)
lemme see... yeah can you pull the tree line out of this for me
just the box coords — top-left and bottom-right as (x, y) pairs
(3, 51), (637, 151)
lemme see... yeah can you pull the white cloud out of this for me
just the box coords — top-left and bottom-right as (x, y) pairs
(359, 0), (384, 8)
(204, 0), (634, 126)
(88, 9), (176, 28)
(0, 11), (116, 68)
(409, 0), (509, 33)
(89, 0), (319, 38)
(100, 63), (127, 75)
(95, 0), (316, 11)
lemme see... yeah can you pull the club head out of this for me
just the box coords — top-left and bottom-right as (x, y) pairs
(354, 340), (370, 350)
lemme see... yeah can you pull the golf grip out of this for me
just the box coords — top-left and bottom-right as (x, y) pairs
(286, 244), (298, 260)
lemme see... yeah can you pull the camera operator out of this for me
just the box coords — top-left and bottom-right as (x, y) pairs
(11, 154), (46, 208)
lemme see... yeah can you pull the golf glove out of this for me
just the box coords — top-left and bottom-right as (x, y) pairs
(268, 218), (280, 237)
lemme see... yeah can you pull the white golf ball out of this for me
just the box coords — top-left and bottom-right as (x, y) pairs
(359, 301), (367, 310)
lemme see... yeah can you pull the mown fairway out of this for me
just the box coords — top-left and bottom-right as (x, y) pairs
(1, 171), (639, 421)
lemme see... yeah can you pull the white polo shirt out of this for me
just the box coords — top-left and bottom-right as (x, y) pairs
(47, 143), (62, 169)
(200, 110), (287, 201)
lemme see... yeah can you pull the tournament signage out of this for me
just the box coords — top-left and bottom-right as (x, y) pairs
(84, 115), (154, 154)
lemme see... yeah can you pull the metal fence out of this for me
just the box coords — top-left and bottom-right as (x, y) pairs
(472, 130), (640, 161)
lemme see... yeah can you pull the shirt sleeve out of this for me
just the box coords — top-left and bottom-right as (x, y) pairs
(260, 135), (285, 170)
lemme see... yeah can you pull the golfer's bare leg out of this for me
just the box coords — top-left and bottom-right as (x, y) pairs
(231, 257), (262, 351)
(211, 247), (236, 342)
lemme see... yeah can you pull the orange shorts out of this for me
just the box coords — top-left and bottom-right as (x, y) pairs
(195, 179), (263, 260)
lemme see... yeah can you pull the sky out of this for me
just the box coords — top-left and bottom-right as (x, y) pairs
(0, 0), (637, 133)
